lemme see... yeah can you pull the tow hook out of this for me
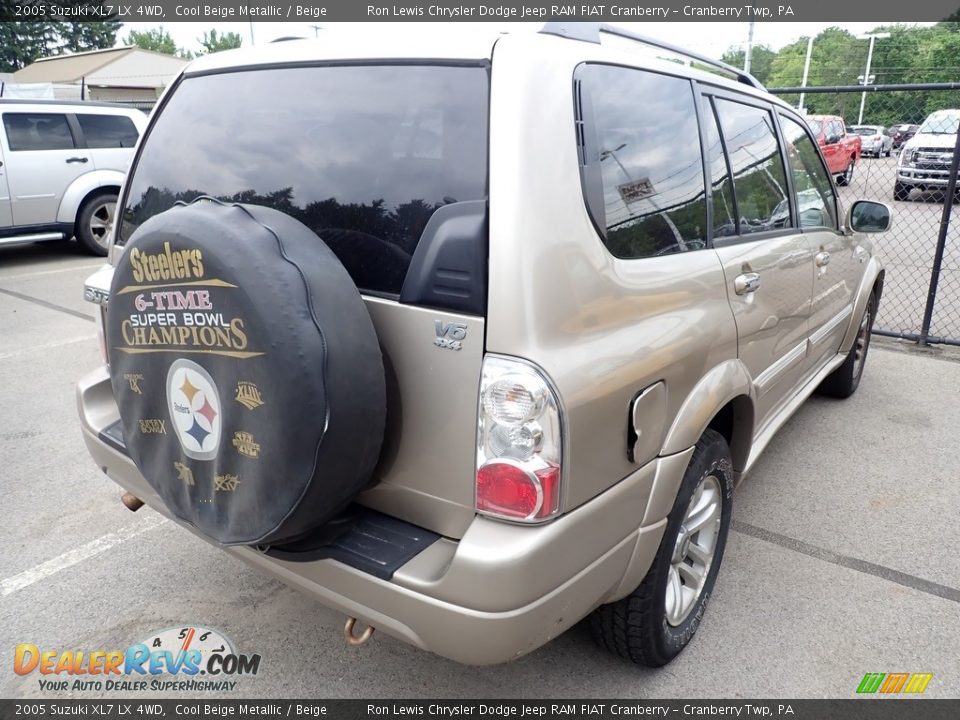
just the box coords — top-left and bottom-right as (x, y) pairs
(343, 617), (375, 647)
(121, 493), (144, 512)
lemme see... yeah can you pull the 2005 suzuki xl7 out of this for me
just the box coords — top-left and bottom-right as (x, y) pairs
(78, 23), (891, 666)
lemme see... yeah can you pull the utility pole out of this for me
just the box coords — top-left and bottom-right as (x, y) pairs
(249, 22), (255, 46)
(744, 21), (755, 74)
(310, 25), (323, 38)
(856, 32), (890, 125)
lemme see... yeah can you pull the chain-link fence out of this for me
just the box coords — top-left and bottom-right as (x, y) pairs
(770, 83), (960, 346)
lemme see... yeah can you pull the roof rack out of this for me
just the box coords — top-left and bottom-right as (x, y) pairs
(0, 98), (133, 109)
(539, 22), (765, 91)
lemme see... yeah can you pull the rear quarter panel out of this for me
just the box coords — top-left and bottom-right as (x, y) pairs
(486, 36), (739, 511)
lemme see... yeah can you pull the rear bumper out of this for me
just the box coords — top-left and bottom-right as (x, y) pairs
(77, 367), (671, 665)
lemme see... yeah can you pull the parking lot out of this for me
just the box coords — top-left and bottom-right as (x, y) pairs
(837, 154), (960, 341)
(1, 241), (958, 699)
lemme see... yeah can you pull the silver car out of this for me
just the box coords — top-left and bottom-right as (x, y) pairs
(850, 124), (893, 157)
(77, 24), (891, 667)
(0, 99), (146, 255)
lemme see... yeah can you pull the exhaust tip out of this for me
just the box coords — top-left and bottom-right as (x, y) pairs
(344, 617), (375, 647)
(121, 493), (144, 512)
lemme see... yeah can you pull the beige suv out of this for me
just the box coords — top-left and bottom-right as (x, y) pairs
(77, 24), (890, 667)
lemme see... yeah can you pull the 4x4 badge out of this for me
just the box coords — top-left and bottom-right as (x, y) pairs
(434, 321), (467, 351)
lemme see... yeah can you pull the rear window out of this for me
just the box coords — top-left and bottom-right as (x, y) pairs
(807, 120), (822, 135)
(119, 64), (489, 297)
(77, 113), (139, 148)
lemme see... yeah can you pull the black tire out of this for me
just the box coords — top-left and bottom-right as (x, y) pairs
(818, 292), (876, 399)
(75, 192), (117, 256)
(837, 160), (855, 186)
(590, 429), (733, 667)
(893, 181), (911, 201)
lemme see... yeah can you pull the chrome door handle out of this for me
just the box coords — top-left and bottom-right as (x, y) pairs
(815, 251), (831, 267)
(734, 272), (761, 295)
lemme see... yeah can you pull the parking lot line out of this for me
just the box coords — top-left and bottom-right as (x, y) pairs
(0, 334), (97, 362)
(733, 520), (960, 604)
(0, 287), (94, 323)
(0, 263), (103, 282)
(0, 514), (167, 597)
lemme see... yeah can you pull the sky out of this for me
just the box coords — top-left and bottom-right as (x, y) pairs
(127, 21), (934, 59)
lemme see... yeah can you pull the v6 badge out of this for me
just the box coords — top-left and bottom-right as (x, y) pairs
(434, 320), (467, 351)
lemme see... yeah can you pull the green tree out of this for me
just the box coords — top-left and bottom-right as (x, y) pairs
(0, 20), (120, 73)
(126, 26), (192, 59)
(198, 29), (242, 55)
(755, 24), (960, 126)
(721, 45), (775, 86)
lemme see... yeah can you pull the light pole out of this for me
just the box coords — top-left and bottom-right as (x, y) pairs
(856, 32), (890, 125)
(744, 21), (755, 74)
(798, 36), (814, 112)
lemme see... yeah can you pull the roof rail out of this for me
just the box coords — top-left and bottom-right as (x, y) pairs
(539, 22), (765, 91)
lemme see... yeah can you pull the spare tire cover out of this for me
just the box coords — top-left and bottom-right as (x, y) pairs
(106, 201), (386, 546)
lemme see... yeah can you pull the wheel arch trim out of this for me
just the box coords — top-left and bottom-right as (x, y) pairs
(56, 170), (124, 225)
(839, 259), (884, 353)
(660, 359), (754, 466)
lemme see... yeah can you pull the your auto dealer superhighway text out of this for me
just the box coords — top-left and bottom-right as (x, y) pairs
(366, 5), (789, 17)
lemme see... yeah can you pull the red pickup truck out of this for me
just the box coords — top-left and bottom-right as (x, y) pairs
(806, 115), (862, 186)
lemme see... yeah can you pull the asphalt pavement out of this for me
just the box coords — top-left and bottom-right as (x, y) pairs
(1, 242), (958, 699)
(839, 154), (960, 341)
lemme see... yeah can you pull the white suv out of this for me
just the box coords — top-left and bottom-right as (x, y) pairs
(0, 99), (146, 255)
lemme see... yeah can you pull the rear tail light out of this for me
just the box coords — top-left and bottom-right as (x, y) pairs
(476, 356), (564, 522)
(83, 265), (114, 367)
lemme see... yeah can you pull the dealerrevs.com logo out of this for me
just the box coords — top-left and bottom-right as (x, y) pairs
(856, 672), (933, 694)
(14, 626), (261, 692)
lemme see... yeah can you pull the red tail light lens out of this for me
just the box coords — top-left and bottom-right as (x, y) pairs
(476, 461), (560, 521)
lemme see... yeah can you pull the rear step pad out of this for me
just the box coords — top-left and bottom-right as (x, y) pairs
(98, 419), (440, 579)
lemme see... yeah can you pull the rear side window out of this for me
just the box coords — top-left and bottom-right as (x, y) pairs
(120, 64), (488, 298)
(77, 114), (139, 148)
(576, 64), (707, 259)
(713, 99), (789, 235)
(702, 99), (737, 238)
(3, 113), (75, 151)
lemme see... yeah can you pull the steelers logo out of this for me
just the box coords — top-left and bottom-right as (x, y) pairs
(166, 358), (222, 461)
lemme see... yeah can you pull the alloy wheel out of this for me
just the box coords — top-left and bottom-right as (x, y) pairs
(665, 474), (723, 626)
(88, 200), (116, 250)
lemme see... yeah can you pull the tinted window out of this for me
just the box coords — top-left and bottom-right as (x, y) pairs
(121, 65), (488, 296)
(577, 64), (706, 259)
(77, 113), (139, 148)
(780, 114), (838, 230)
(3, 113), (74, 151)
(702, 99), (736, 238)
(714, 99), (789, 235)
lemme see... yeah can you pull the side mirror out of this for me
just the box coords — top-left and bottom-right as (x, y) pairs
(847, 200), (892, 233)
